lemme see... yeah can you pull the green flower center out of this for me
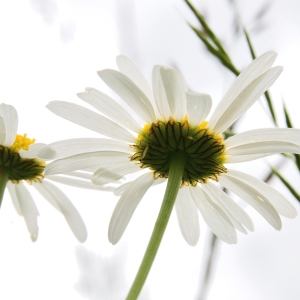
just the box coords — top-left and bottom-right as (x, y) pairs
(131, 117), (227, 186)
(0, 134), (45, 183)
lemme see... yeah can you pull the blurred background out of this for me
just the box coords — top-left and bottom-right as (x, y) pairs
(0, 0), (300, 299)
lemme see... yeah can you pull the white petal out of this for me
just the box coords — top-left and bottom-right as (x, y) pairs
(226, 141), (300, 156)
(159, 66), (187, 120)
(92, 162), (141, 185)
(0, 104), (18, 147)
(189, 186), (237, 244)
(0, 115), (6, 144)
(114, 177), (165, 196)
(38, 138), (131, 160)
(186, 92), (212, 126)
(19, 143), (47, 159)
(77, 87), (141, 133)
(219, 68), (281, 132)
(152, 65), (172, 120)
(175, 187), (200, 246)
(108, 172), (155, 244)
(226, 170), (297, 218)
(219, 173), (282, 230)
(225, 153), (273, 163)
(209, 51), (277, 130)
(211, 66), (283, 134)
(98, 69), (156, 123)
(203, 181), (254, 231)
(47, 101), (135, 143)
(225, 128), (300, 148)
(14, 183), (39, 242)
(7, 182), (22, 215)
(116, 55), (156, 108)
(114, 181), (133, 196)
(33, 180), (87, 242)
(45, 151), (129, 175)
(46, 175), (115, 192)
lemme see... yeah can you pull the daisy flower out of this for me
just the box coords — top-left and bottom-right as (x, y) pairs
(45, 51), (298, 246)
(0, 103), (112, 242)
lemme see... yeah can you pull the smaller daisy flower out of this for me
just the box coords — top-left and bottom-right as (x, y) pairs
(45, 52), (298, 246)
(0, 103), (111, 242)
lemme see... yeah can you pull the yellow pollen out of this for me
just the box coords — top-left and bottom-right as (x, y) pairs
(10, 134), (36, 152)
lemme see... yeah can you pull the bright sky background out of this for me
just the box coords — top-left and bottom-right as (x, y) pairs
(1, 0), (300, 299)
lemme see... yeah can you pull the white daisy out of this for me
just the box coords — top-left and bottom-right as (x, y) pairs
(0, 103), (113, 242)
(45, 51), (298, 245)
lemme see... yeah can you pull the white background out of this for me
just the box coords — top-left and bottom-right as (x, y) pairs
(0, 0), (300, 299)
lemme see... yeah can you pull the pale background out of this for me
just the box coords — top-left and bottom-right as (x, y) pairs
(0, 0), (300, 299)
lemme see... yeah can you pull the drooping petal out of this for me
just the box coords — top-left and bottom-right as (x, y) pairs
(7, 182), (22, 215)
(226, 141), (300, 156)
(152, 65), (172, 120)
(98, 69), (156, 123)
(45, 151), (129, 175)
(46, 175), (116, 192)
(77, 87), (141, 133)
(19, 143), (47, 159)
(14, 183), (39, 242)
(175, 187), (200, 246)
(226, 170), (297, 218)
(108, 172), (155, 244)
(33, 180), (87, 242)
(0, 104), (18, 147)
(209, 51), (277, 130)
(186, 92), (212, 126)
(219, 173), (282, 230)
(47, 101), (135, 143)
(92, 162), (141, 185)
(210, 66), (283, 134)
(189, 186), (237, 244)
(225, 128), (300, 148)
(159, 66), (188, 120)
(116, 55), (156, 109)
(38, 138), (131, 160)
(203, 181), (254, 231)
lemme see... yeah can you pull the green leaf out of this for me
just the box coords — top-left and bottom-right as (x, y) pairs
(271, 166), (300, 202)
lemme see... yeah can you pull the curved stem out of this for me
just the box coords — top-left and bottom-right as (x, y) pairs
(0, 169), (8, 208)
(126, 152), (187, 300)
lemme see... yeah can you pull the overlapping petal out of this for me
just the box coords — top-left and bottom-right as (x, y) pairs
(219, 173), (282, 230)
(189, 186), (237, 244)
(77, 87), (141, 133)
(98, 69), (156, 123)
(47, 101), (135, 143)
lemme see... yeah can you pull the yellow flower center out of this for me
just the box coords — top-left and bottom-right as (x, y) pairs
(10, 134), (36, 152)
(131, 117), (227, 186)
(0, 134), (45, 183)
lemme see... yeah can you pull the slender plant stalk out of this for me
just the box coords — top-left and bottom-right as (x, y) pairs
(126, 152), (187, 300)
(196, 232), (218, 300)
(0, 169), (8, 207)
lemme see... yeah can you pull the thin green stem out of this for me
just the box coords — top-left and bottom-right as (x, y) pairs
(126, 152), (187, 300)
(0, 169), (9, 208)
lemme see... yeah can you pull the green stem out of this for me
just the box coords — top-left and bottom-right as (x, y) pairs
(126, 152), (187, 300)
(0, 169), (8, 207)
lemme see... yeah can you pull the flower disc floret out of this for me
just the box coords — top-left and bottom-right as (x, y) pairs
(0, 134), (45, 183)
(131, 117), (227, 185)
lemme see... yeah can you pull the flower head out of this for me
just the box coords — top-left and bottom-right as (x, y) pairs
(0, 103), (101, 242)
(45, 51), (298, 245)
